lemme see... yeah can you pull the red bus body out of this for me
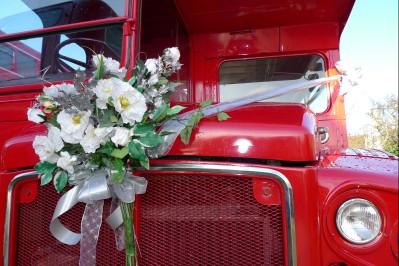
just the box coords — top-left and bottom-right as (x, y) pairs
(0, 0), (397, 265)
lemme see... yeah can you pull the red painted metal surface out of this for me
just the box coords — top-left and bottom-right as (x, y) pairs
(168, 103), (318, 162)
(317, 150), (398, 265)
(174, 0), (355, 34)
(0, 0), (397, 265)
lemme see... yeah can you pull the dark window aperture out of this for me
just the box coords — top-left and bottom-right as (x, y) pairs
(140, 0), (191, 103)
(219, 55), (328, 113)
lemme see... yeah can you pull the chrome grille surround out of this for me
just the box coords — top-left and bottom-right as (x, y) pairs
(3, 164), (296, 265)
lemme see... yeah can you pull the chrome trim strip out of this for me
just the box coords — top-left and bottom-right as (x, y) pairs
(147, 163), (297, 266)
(3, 165), (296, 266)
(3, 171), (38, 265)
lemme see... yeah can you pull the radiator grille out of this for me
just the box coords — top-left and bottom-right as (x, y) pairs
(139, 173), (284, 265)
(12, 172), (285, 265)
(15, 183), (125, 265)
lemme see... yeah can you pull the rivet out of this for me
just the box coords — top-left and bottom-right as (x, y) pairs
(263, 187), (271, 197)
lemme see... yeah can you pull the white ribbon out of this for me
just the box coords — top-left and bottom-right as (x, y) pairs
(49, 169), (147, 265)
(149, 75), (343, 158)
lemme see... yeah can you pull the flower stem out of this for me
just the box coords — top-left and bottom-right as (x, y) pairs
(120, 201), (138, 266)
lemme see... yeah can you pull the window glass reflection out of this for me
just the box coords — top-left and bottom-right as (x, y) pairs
(0, 0), (125, 35)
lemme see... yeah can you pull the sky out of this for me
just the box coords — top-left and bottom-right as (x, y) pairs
(340, 0), (398, 134)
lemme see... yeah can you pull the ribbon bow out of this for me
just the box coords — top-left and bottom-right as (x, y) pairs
(49, 169), (147, 265)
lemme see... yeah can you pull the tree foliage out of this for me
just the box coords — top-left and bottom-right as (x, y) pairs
(368, 94), (398, 156)
(348, 134), (366, 148)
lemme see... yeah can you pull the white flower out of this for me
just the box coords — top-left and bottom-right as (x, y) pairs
(95, 126), (114, 144)
(92, 55), (127, 79)
(48, 126), (64, 152)
(33, 135), (60, 163)
(111, 82), (147, 126)
(93, 78), (116, 109)
(165, 47), (180, 62)
(57, 151), (77, 174)
(80, 124), (101, 153)
(80, 124), (113, 153)
(57, 110), (91, 144)
(27, 108), (45, 123)
(111, 127), (132, 147)
(43, 83), (77, 99)
(145, 58), (159, 74)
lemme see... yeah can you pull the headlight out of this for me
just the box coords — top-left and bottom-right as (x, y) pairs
(336, 198), (382, 244)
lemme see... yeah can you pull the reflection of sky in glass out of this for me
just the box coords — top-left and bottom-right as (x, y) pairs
(1, 1), (43, 52)
(59, 35), (86, 70)
(1, 1), (106, 66)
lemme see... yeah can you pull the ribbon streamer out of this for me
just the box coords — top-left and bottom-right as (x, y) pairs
(149, 75), (342, 158)
(49, 169), (147, 265)
(150, 62), (361, 158)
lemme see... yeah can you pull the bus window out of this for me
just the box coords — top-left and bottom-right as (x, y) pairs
(219, 55), (329, 113)
(0, 25), (123, 86)
(0, 0), (125, 35)
(0, 44), (14, 71)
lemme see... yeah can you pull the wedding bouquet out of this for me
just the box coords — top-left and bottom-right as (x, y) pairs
(27, 47), (229, 265)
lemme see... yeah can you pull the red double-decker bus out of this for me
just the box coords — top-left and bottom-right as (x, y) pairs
(0, 0), (397, 265)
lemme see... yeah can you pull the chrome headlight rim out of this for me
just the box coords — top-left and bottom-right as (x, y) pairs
(335, 198), (382, 244)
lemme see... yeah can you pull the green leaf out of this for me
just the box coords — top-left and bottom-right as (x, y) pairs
(132, 123), (155, 136)
(95, 55), (104, 80)
(110, 115), (118, 123)
(111, 158), (125, 183)
(152, 104), (169, 122)
(167, 105), (186, 115)
(54, 171), (68, 192)
(217, 112), (231, 121)
(180, 127), (192, 145)
(132, 67), (139, 77)
(111, 147), (129, 159)
(107, 96), (114, 107)
(128, 76), (136, 86)
(99, 109), (117, 127)
(111, 171), (125, 183)
(97, 141), (114, 156)
(113, 158), (124, 172)
(189, 109), (204, 127)
(40, 172), (53, 186)
(180, 110), (203, 145)
(38, 114), (48, 123)
(168, 82), (183, 90)
(128, 140), (147, 161)
(160, 131), (175, 136)
(200, 99), (213, 108)
(50, 114), (60, 128)
(137, 60), (145, 70)
(140, 156), (149, 169)
(34, 161), (56, 174)
(101, 157), (112, 168)
(136, 86), (144, 93)
(157, 77), (169, 86)
(139, 132), (164, 147)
